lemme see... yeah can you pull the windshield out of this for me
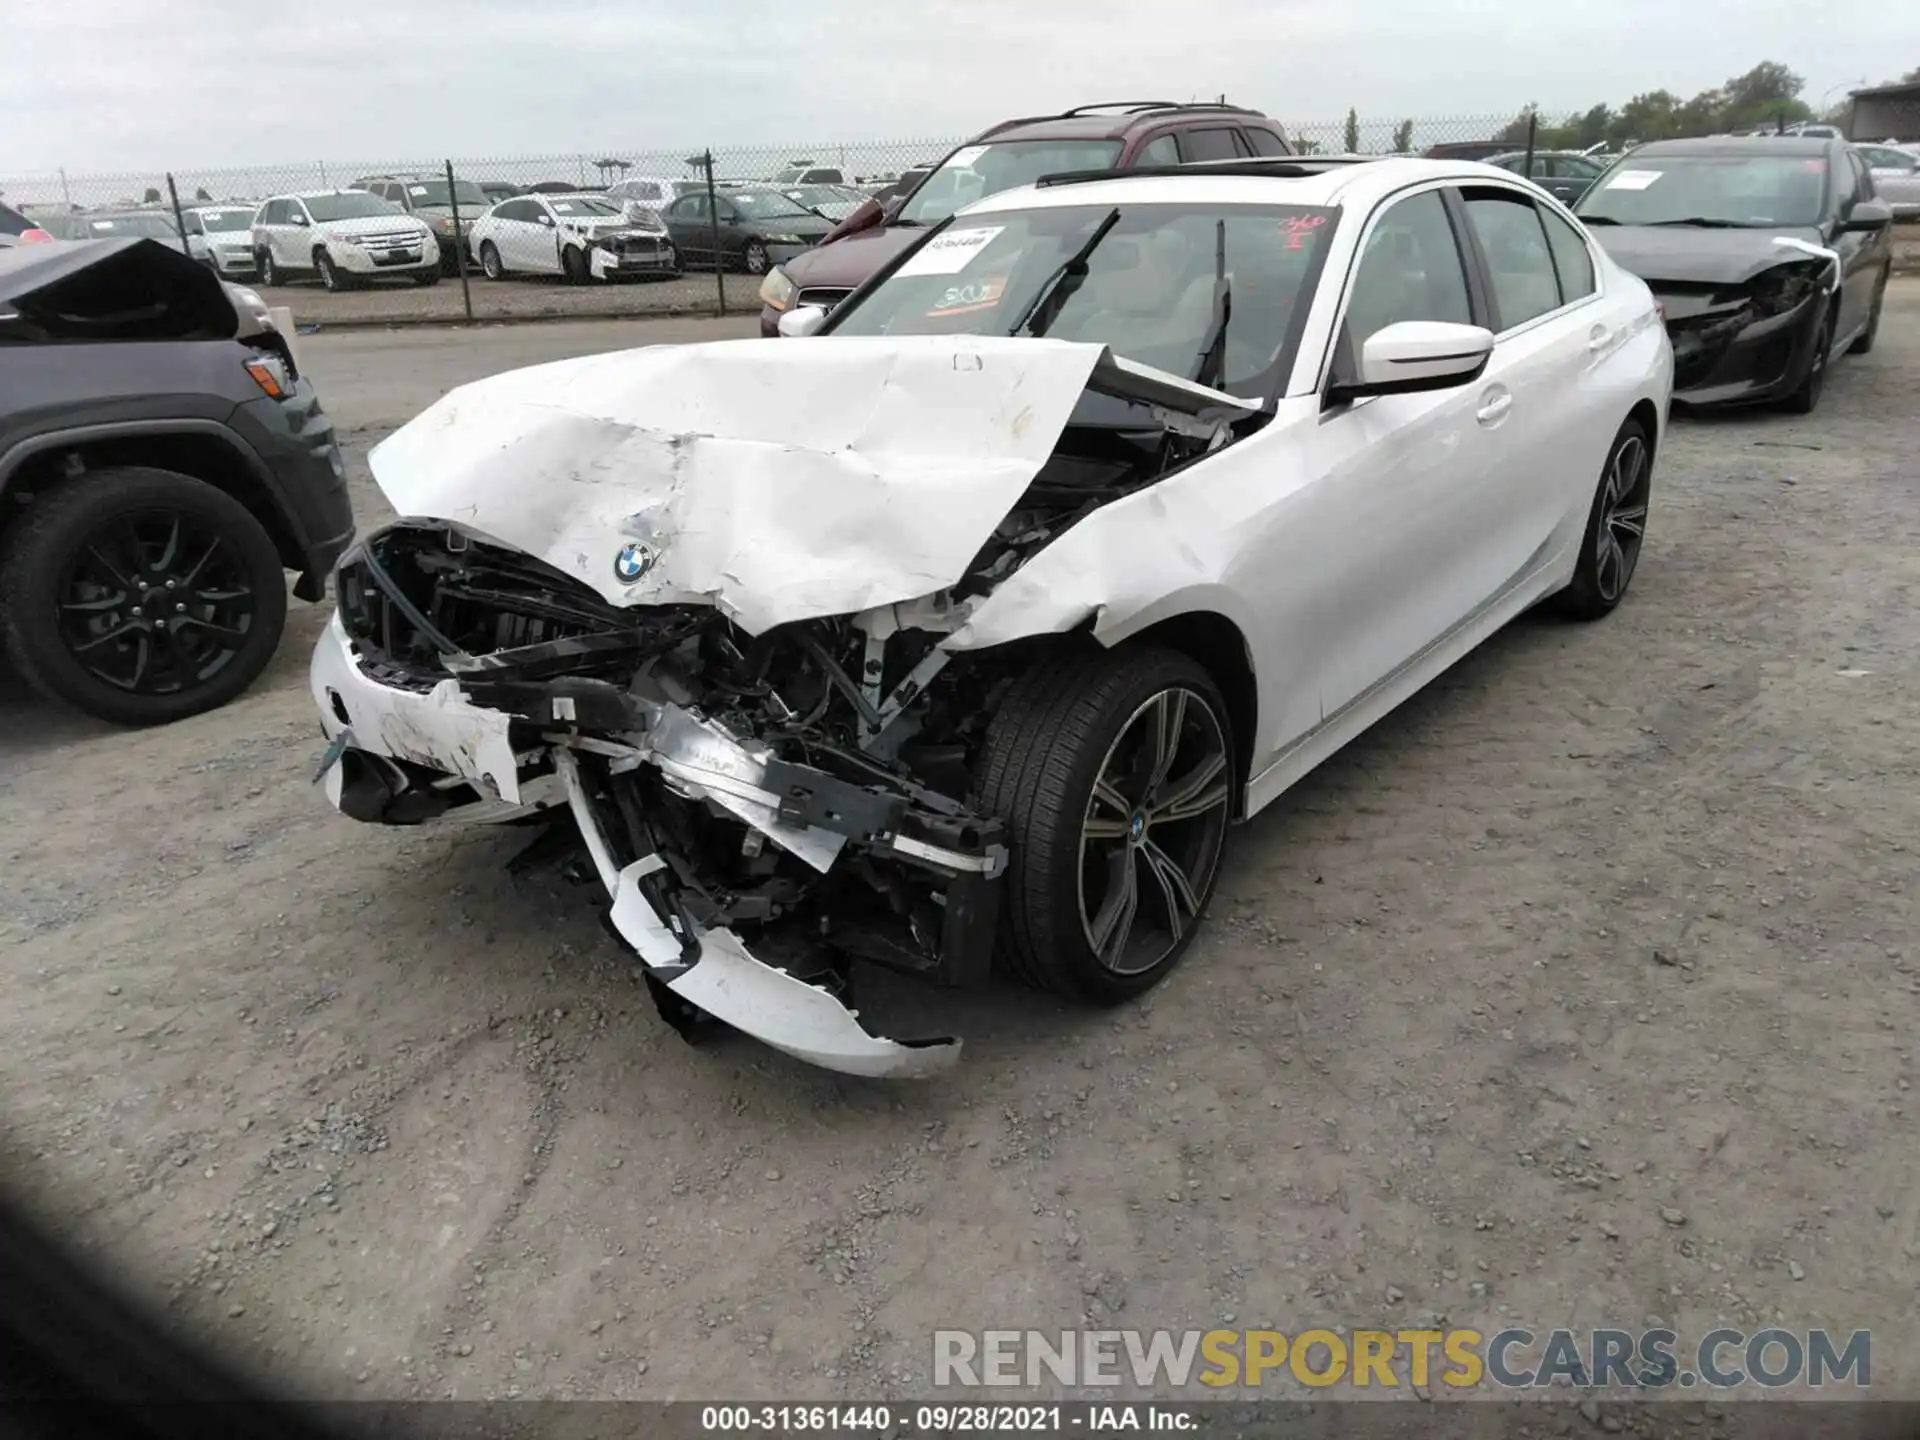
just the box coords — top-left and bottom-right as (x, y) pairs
(829, 201), (1338, 393)
(307, 191), (405, 221)
(1574, 154), (1829, 227)
(193, 208), (256, 232)
(727, 189), (815, 220)
(896, 140), (1126, 225)
(83, 212), (180, 239)
(402, 179), (490, 208)
(549, 196), (623, 217)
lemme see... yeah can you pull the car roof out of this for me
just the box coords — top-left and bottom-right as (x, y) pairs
(980, 102), (1275, 144)
(1627, 135), (1834, 157)
(962, 157), (1530, 216)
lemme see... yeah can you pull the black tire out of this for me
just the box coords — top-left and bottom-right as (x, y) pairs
(412, 270), (440, 287)
(742, 239), (770, 276)
(314, 249), (349, 292)
(1553, 418), (1652, 622)
(0, 467), (289, 726)
(974, 647), (1235, 1003)
(1849, 268), (1888, 355)
(257, 250), (280, 286)
(1778, 305), (1832, 415)
(480, 241), (505, 280)
(561, 245), (588, 284)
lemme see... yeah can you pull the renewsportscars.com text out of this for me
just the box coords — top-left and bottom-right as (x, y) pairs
(933, 1327), (1871, 1391)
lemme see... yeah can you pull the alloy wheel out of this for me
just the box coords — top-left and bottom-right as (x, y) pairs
(1077, 687), (1232, 976)
(744, 241), (769, 275)
(55, 509), (258, 696)
(1594, 433), (1650, 603)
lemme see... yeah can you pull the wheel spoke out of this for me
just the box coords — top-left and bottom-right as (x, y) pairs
(1088, 848), (1140, 967)
(1145, 689), (1187, 795)
(193, 584), (252, 604)
(180, 538), (224, 589)
(70, 622), (141, 653)
(86, 544), (136, 591)
(1092, 774), (1134, 817)
(1083, 813), (1131, 841)
(60, 592), (128, 614)
(124, 632), (151, 689)
(178, 616), (249, 648)
(1608, 503), (1647, 540)
(1150, 751), (1228, 824)
(1139, 838), (1200, 940)
(152, 514), (183, 572)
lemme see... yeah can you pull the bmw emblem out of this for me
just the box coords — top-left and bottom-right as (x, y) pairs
(613, 542), (654, 583)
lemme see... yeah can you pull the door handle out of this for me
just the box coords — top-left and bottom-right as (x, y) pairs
(1587, 323), (1614, 352)
(1476, 389), (1513, 425)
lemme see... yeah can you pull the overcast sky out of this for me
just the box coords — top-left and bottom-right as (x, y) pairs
(8, 0), (1916, 175)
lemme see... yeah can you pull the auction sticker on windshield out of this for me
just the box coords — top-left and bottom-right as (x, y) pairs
(896, 225), (1006, 276)
(946, 145), (990, 169)
(1603, 170), (1663, 191)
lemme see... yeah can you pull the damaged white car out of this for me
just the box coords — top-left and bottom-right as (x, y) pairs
(312, 158), (1672, 1078)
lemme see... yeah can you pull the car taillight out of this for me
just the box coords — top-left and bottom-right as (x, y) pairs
(20, 228), (55, 244)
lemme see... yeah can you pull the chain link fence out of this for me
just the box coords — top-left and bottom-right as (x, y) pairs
(1, 117), (1586, 327)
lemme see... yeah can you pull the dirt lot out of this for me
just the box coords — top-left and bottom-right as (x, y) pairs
(2, 289), (1916, 1413)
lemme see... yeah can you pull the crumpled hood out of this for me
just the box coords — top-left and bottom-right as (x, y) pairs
(367, 335), (1111, 635)
(1591, 224), (1825, 287)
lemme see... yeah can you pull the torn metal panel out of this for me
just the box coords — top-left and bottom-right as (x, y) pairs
(367, 335), (1111, 635)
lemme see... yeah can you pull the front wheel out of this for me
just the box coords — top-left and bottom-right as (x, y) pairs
(315, 249), (348, 292)
(0, 467), (289, 726)
(412, 270), (440, 287)
(1849, 269), (1888, 355)
(1778, 306), (1832, 415)
(974, 648), (1235, 1002)
(1552, 418), (1652, 622)
(561, 245), (589, 284)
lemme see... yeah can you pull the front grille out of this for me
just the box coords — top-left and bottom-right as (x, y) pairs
(797, 287), (853, 310)
(351, 228), (423, 247)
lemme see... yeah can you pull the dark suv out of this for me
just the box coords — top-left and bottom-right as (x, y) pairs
(758, 101), (1291, 334)
(0, 239), (353, 724)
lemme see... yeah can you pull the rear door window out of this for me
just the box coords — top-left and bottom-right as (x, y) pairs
(1539, 206), (1597, 301)
(1244, 128), (1289, 157)
(1180, 128), (1246, 163)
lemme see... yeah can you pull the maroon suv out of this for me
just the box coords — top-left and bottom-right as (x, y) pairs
(757, 101), (1291, 335)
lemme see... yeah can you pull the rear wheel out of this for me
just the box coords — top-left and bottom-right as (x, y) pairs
(974, 647), (1235, 1002)
(1553, 418), (1651, 622)
(0, 467), (289, 726)
(742, 239), (770, 275)
(480, 241), (505, 279)
(258, 250), (280, 286)
(1849, 268), (1888, 355)
(1778, 305), (1832, 415)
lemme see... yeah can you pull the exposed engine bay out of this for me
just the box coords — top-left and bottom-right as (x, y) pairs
(312, 333), (1263, 1075)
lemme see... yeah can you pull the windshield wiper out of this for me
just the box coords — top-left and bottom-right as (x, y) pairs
(1009, 207), (1122, 339)
(1191, 219), (1231, 391)
(1576, 214), (1621, 225)
(1647, 217), (1749, 228)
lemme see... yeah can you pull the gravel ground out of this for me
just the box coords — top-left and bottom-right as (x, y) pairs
(257, 270), (766, 328)
(1, 288), (1916, 1417)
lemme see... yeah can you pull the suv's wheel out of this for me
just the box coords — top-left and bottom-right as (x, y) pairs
(479, 241), (506, 280)
(413, 269), (440, 287)
(1849, 267), (1888, 355)
(258, 250), (280, 286)
(315, 249), (349, 292)
(975, 647), (1235, 1002)
(0, 467), (289, 726)
(1778, 305), (1832, 415)
(1553, 418), (1651, 622)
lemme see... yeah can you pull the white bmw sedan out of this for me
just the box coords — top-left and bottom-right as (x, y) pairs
(310, 158), (1671, 1078)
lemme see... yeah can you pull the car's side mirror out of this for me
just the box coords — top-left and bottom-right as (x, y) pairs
(291, 214), (309, 227)
(1327, 321), (1495, 404)
(1842, 198), (1893, 232)
(538, 215), (555, 227)
(777, 305), (828, 338)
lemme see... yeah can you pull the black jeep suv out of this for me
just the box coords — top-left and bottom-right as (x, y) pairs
(0, 237), (353, 724)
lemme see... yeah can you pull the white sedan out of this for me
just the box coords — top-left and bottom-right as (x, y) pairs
(466, 192), (679, 283)
(310, 158), (1671, 1077)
